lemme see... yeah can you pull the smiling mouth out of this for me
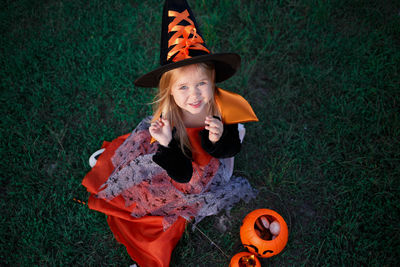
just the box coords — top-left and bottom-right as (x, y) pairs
(189, 100), (202, 108)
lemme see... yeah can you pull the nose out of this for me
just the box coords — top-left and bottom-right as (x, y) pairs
(189, 86), (201, 97)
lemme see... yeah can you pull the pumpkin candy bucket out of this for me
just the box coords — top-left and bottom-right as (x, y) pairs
(229, 252), (261, 267)
(240, 209), (288, 258)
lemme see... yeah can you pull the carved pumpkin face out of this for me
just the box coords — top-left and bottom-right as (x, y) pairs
(229, 252), (261, 267)
(240, 209), (288, 258)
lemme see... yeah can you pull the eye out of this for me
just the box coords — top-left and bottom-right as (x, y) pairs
(179, 85), (188, 90)
(198, 81), (206, 86)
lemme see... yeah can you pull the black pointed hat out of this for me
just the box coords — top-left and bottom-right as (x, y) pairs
(134, 0), (241, 88)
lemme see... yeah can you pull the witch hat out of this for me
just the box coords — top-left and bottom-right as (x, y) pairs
(134, 0), (241, 88)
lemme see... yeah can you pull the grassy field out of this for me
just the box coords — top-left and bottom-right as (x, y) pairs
(1, 0), (399, 266)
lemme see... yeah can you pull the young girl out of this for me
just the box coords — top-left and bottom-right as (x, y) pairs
(82, 0), (258, 266)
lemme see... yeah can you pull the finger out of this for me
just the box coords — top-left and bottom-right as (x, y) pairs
(161, 118), (170, 127)
(206, 128), (222, 139)
(205, 116), (217, 124)
(156, 120), (164, 128)
(207, 121), (223, 130)
(150, 123), (158, 131)
(205, 120), (221, 129)
(205, 115), (221, 121)
(205, 116), (222, 125)
(156, 119), (164, 127)
(151, 122), (162, 131)
(206, 122), (223, 133)
(205, 124), (220, 133)
(209, 131), (220, 137)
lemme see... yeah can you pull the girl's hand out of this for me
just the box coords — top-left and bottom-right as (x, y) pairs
(205, 116), (223, 144)
(149, 118), (172, 147)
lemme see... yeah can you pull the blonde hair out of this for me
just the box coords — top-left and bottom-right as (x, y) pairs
(151, 62), (220, 156)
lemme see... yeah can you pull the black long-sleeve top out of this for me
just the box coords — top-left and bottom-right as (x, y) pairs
(152, 123), (241, 183)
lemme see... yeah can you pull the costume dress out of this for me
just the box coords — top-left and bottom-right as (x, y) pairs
(82, 88), (258, 267)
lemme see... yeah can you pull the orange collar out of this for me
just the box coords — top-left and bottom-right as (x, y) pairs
(215, 88), (258, 124)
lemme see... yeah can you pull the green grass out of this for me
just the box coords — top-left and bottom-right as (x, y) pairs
(1, 0), (399, 266)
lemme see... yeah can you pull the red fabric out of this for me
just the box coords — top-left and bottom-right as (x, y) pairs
(186, 127), (212, 166)
(82, 133), (186, 267)
(108, 216), (186, 267)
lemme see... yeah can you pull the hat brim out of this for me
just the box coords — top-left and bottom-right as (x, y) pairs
(134, 53), (241, 88)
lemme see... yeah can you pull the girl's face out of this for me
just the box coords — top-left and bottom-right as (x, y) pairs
(170, 64), (214, 117)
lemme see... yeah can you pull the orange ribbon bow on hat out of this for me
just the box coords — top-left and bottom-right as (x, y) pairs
(167, 10), (210, 62)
